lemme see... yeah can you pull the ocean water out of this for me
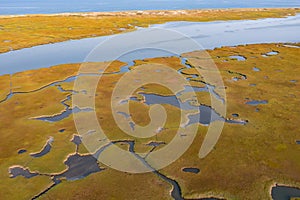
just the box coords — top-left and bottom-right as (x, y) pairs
(0, 0), (299, 15)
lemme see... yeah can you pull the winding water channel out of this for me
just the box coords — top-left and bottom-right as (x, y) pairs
(0, 14), (299, 75)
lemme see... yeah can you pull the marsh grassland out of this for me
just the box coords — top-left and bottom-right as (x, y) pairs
(0, 42), (299, 199)
(0, 7), (299, 200)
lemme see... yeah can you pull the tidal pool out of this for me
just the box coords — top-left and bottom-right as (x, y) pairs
(9, 166), (39, 178)
(182, 167), (200, 174)
(146, 141), (165, 147)
(229, 55), (246, 61)
(17, 149), (27, 154)
(253, 67), (261, 72)
(30, 137), (54, 158)
(232, 113), (239, 117)
(246, 100), (268, 106)
(59, 129), (66, 133)
(271, 185), (300, 200)
(266, 51), (279, 56)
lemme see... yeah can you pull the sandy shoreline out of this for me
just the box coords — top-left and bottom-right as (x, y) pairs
(0, 7), (298, 18)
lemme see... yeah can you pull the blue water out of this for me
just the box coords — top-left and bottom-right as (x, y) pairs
(182, 167), (200, 174)
(246, 100), (268, 105)
(0, 14), (299, 75)
(271, 185), (300, 200)
(0, 0), (299, 15)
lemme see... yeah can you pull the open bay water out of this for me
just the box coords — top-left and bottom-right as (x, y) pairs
(0, 0), (299, 15)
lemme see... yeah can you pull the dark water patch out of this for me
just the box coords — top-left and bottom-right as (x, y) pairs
(56, 85), (78, 94)
(228, 70), (247, 80)
(142, 92), (195, 110)
(30, 137), (54, 158)
(179, 58), (224, 104)
(179, 85), (225, 104)
(232, 113), (239, 117)
(186, 105), (223, 126)
(9, 166), (39, 178)
(71, 135), (82, 146)
(146, 141), (166, 147)
(18, 149), (27, 154)
(119, 96), (139, 104)
(229, 55), (246, 61)
(253, 67), (261, 72)
(54, 153), (103, 181)
(117, 111), (131, 119)
(249, 83), (257, 87)
(271, 185), (300, 200)
(129, 121), (135, 131)
(188, 106), (247, 126)
(180, 85), (207, 93)
(140, 92), (245, 126)
(255, 108), (260, 112)
(205, 84), (225, 104)
(290, 80), (297, 83)
(71, 135), (82, 153)
(225, 118), (248, 125)
(33, 94), (93, 122)
(112, 60), (134, 74)
(296, 141), (300, 145)
(59, 129), (66, 133)
(246, 100), (268, 106)
(182, 167), (200, 174)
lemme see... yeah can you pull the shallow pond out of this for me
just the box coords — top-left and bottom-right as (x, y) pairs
(30, 137), (54, 158)
(9, 166), (39, 178)
(266, 51), (279, 56)
(246, 100), (268, 106)
(253, 67), (261, 72)
(17, 149), (27, 154)
(140, 92), (246, 126)
(229, 55), (246, 61)
(271, 185), (300, 200)
(182, 167), (200, 174)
